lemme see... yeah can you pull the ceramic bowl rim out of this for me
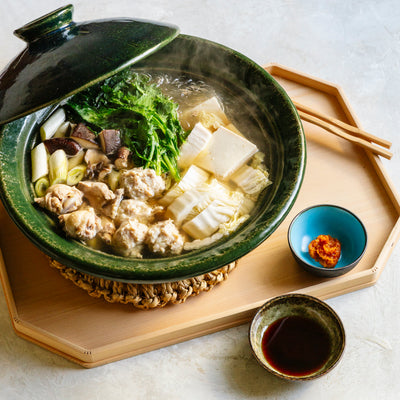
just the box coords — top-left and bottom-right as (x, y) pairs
(248, 293), (346, 381)
(287, 204), (368, 274)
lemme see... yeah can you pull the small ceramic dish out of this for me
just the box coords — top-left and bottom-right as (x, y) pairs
(249, 293), (345, 381)
(288, 204), (367, 278)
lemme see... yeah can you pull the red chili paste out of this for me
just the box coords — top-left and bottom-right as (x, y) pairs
(308, 234), (341, 268)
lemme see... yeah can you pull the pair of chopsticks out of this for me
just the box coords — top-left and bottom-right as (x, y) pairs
(294, 100), (393, 160)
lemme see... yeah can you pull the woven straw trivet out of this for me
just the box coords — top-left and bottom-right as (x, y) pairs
(49, 258), (237, 310)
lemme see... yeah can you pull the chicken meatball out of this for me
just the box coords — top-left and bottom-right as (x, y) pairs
(119, 168), (165, 200)
(111, 219), (148, 257)
(145, 219), (184, 256)
(115, 199), (163, 226)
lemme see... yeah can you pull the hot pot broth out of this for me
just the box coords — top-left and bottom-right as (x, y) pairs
(31, 70), (273, 258)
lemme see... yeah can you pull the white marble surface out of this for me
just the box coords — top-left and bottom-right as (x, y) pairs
(0, 0), (399, 399)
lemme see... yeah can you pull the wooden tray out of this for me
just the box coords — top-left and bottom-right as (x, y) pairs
(1, 64), (399, 368)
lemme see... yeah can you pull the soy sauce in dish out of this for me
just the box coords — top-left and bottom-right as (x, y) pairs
(261, 315), (332, 376)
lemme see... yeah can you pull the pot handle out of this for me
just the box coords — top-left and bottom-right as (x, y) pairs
(14, 4), (74, 43)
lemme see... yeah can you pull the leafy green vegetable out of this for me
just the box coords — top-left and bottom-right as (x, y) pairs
(67, 70), (187, 181)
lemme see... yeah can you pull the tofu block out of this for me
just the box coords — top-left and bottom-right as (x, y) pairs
(194, 126), (258, 179)
(190, 97), (229, 125)
(178, 123), (212, 168)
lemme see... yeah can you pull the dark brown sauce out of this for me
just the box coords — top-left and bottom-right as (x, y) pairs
(261, 315), (332, 376)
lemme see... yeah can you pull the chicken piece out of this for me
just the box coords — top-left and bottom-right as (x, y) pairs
(111, 219), (148, 257)
(98, 216), (116, 245)
(114, 199), (163, 226)
(35, 184), (83, 215)
(77, 181), (115, 210)
(58, 207), (101, 241)
(145, 219), (184, 256)
(119, 168), (165, 200)
(102, 188), (124, 219)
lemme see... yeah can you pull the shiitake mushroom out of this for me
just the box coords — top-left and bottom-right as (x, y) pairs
(70, 123), (99, 149)
(99, 129), (121, 155)
(43, 137), (82, 155)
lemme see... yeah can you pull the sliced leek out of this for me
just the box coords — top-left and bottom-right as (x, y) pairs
(67, 164), (87, 186)
(53, 121), (71, 138)
(67, 149), (85, 170)
(40, 108), (66, 141)
(31, 142), (49, 182)
(34, 176), (50, 197)
(49, 149), (68, 185)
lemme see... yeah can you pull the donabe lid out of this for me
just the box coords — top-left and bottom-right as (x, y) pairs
(0, 4), (179, 125)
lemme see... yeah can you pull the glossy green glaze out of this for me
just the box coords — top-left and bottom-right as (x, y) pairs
(0, 32), (306, 283)
(0, 4), (179, 124)
(249, 294), (345, 381)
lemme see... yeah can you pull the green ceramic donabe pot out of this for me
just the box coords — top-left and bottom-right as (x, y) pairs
(0, 7), (306, 283)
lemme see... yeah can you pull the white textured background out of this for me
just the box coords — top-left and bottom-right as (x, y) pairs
(0, 0), (399, 399)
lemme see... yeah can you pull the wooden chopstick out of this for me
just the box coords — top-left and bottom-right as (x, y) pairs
(294, 101), (393, 160)
(293, 101), (392, 149)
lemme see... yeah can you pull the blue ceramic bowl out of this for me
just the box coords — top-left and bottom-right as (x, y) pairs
(288, 205), (367, 277)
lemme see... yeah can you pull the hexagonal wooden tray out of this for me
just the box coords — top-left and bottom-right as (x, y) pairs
(1, 64), (399, 368)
